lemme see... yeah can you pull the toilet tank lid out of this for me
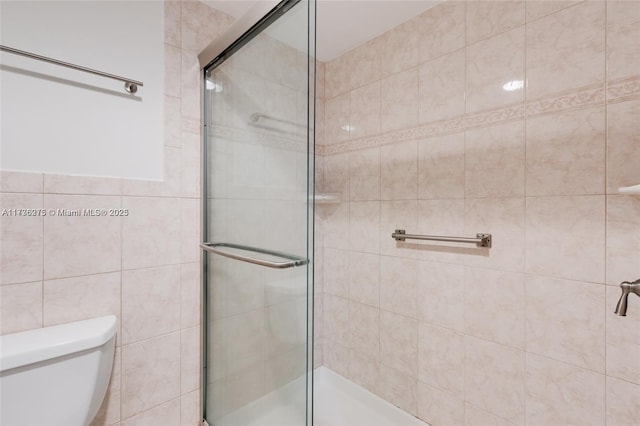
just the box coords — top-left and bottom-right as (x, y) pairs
(0, 315), (117, 372)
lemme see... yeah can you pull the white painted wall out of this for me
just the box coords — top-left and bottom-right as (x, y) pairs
(0, 1), (164, 180)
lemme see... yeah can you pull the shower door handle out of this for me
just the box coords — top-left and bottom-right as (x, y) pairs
(201, 242), (308, 269)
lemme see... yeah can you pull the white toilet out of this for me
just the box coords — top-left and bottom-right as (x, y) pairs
(0, 315), (117, 426)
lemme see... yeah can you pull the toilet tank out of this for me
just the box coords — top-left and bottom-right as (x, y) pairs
(0, 316), (117, 426)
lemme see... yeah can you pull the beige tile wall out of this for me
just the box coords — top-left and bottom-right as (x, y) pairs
(0, 2), (233, 425)
(317, 1), (640, 425)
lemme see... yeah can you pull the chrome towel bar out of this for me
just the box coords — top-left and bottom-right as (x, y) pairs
(201, 242), (308, 269)
(0, 44), (144, 93)
(391, 229), (492, 248)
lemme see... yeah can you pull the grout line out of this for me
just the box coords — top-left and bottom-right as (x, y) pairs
(120, 328), (182, 350)
(328, 243), (612, 288)
(603, 2), (609, 422)
(527, 0), (588, 25)
(523, 3), (530, 422)
(525, 349), (608, 381)
(377, 107), (383, 387)
(604, 372), (640, 388)
(26, 264), (185, 285)
(120, 396), (182, 423)
(462, 1), (468, 416)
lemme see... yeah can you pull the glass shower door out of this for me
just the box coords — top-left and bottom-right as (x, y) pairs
(202, 1), (315, 425)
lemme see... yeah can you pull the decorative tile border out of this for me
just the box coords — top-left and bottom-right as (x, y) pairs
(607, 75), (640, 104)
(413, 116), (465, 139)
(318, 74), (640, 156)
(467, 103), (525, 129)
(320, 116), (464, 156)
(208, 75), (640, 157)
(526, 84), (604, 118)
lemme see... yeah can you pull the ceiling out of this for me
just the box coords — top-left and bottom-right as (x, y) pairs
(205, 0), (440, 62)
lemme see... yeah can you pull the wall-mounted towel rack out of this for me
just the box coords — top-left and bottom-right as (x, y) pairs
(391, 229), (492, 248)
(0, 45), (144, 93)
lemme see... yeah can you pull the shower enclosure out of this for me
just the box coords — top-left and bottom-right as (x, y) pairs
(200, 1), (315, 425)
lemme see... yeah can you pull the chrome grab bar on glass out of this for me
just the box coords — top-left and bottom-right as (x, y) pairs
(201, 242), (308, 269)
(391, 229), (492, 248)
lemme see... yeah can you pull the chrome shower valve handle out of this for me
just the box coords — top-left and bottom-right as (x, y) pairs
(614, 278), (640, 316)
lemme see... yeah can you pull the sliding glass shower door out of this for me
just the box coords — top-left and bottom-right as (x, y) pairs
(202, 1), (315, 425)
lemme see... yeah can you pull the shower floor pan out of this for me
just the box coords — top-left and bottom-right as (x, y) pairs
(217, 366), (429, 426)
